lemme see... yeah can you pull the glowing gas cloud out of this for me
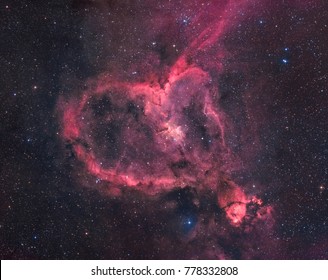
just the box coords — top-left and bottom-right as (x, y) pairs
(58, 0), (272, 228)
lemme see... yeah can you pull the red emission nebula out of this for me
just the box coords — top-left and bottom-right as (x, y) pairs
(58, 0), (273, 229)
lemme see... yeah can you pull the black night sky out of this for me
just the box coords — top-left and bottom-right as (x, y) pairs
(1, 0), (328, 259)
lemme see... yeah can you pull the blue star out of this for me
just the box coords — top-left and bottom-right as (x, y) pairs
(181, 16), (191, 26)
(282, 59), (289, 64)
(182, 217), (197, 233)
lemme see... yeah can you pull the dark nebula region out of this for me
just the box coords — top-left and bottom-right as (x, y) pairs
(1, 0), (328, 259)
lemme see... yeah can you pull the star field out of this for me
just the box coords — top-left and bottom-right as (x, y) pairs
(1, 0), (328, 259)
